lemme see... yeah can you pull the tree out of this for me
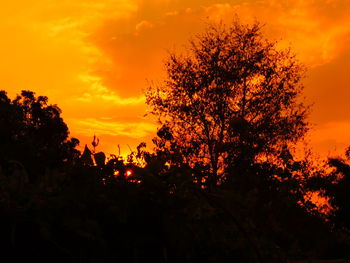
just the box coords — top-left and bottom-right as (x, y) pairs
(322, 152), (350, 229)
(146, 20), (309, 186)
(0, 90), (79, 181)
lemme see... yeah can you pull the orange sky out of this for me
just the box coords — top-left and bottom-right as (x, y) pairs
(1, 0), (350, 158)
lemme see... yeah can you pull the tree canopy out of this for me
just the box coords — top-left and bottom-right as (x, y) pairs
(146, 21), (309, 186)
(0, 90), (79, 180)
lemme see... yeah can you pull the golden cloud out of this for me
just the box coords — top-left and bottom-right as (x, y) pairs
(75, 118), (157, 138)
(77, 74), (145, 105)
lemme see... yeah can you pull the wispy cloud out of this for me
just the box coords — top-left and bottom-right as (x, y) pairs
(77, 74), (145, 105)
(75, 118), (156, 138)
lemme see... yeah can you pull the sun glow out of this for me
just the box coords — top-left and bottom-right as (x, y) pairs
(125, 169), (133, 178)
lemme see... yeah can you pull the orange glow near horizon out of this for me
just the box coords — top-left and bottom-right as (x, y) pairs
(1, 0), (350, 159)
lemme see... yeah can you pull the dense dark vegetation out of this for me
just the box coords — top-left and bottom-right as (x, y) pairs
(1, 21), (350, 262)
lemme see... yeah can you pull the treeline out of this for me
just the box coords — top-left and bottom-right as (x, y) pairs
(0, 92), (349, 263)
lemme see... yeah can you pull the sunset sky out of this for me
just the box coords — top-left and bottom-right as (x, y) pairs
(1, 0), (350, 158)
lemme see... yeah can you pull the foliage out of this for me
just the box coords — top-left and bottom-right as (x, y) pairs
(146, 20), (309, 186)
(0, 138), (346, 262)
(0, 90), (80, 181)
(322, 152), (350, 231)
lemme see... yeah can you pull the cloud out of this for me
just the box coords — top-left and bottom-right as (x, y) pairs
(135, 20), (154, 35)
(75, 118), (157, 138)
(77, 74), (145, 105)
(199, 0), (350, 66)
(87, 0), (350, 101)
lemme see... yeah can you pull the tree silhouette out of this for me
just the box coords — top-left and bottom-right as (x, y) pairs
(0, 90), (79, 181)
(146, 21), (309, 186)
(0, 88), (347, 262)
(323, 152), (350, 230)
